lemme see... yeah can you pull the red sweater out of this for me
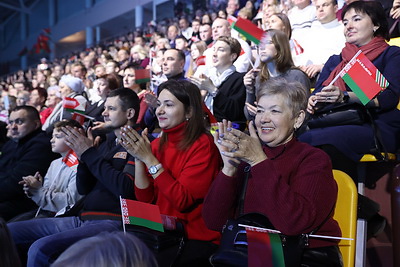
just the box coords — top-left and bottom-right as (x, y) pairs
(203, 138), (341, 248)
(135, 122), (222, 243)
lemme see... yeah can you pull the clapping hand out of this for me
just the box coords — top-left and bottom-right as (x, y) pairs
(19, 172), (43, 197)
(62, 126), (97, 158)
(189, 75), (216, 94)
(120, 127), (155, 165)
(214, 120), (267, 176)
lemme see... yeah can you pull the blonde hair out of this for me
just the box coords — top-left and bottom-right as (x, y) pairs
(130, 45), (148, 60)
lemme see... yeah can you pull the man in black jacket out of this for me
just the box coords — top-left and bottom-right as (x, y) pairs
(0, 106), (57, 221)
(8, 88), (140, 266)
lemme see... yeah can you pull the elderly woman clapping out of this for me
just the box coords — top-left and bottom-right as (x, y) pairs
(203, 78), (342, 266)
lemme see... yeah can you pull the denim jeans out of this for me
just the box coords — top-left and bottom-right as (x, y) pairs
(8, 216), (122, 267)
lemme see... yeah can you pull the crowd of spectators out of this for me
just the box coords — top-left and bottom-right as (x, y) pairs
(1, 0), (400, 266)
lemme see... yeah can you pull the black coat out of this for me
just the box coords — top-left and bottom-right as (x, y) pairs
(213, 71), (247, 129)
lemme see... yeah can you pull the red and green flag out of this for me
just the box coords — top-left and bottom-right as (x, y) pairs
(135, 69), (151, 84)
(245, 226), (285, 267)
(340, 50), (389, 105)
(232, 17), (265, 45)
(71, 112), (85, 125)
(120, 197), (164, 232)
(63, 97), (85, 114)
(227, 15), (237, 26)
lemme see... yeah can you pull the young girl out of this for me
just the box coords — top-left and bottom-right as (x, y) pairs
(243, 29), (310, 119)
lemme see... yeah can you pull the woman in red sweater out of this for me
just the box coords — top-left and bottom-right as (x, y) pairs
(120, 79), (222, 266)
(203, 78), (342, 266)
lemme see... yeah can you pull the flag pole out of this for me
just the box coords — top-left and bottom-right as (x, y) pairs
(119, 196), (126, 233)
(238, 224), (354, 241)
(328, 50), (362, 86)
(249, 57), (255, 69)
(60, 98), (64, 121)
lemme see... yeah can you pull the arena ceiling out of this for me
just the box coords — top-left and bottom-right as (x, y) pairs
(0, 0), (39, 26)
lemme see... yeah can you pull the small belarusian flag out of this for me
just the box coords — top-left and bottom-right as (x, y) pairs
(71, 113), (95, 125)
(340, 50), (389, 105)
(292, 39), (304, 55)
(135, 69), (151, 84)
(196, 55), (206, 66)
(63, 97), (85, 114)
(62, 150), (79, 167)
(232, 17), (265, 45)
(120, 197), (164, 232)
(227, 15), (237, 26)
(245, 226), (285, 267)
(71, 113), (85, 125)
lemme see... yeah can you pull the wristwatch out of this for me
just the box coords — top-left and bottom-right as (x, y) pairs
(342, 91), (350, 103)
(148, 163), (163, 175)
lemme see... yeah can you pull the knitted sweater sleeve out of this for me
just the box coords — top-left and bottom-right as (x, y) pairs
(155, 138), (220, 212)
(248, 147), (337, 235)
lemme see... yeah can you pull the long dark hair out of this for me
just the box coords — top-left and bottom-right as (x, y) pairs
(259, 29), (295, 83)
(157, 80), (207, 151)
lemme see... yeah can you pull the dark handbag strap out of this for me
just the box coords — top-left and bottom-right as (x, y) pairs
(238, 165), (251, 216)
(235, 165), (335, 247)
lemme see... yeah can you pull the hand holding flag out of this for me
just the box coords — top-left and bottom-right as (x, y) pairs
(329, 50), (389, 105)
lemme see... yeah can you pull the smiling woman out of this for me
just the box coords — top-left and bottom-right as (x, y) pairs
(119, 80), (222, 266)
(300, 1), (400, 180)
(203, 78), (342, 266)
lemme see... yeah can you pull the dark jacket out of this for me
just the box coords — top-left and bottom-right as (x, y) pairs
(213, 71), (247, 129)
(77, 132), (136, 220)
(0, 128), (57, 219)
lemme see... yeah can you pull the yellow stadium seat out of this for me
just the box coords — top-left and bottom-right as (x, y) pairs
(388, 37), (400, 47)
(333, 170), (357, 267)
